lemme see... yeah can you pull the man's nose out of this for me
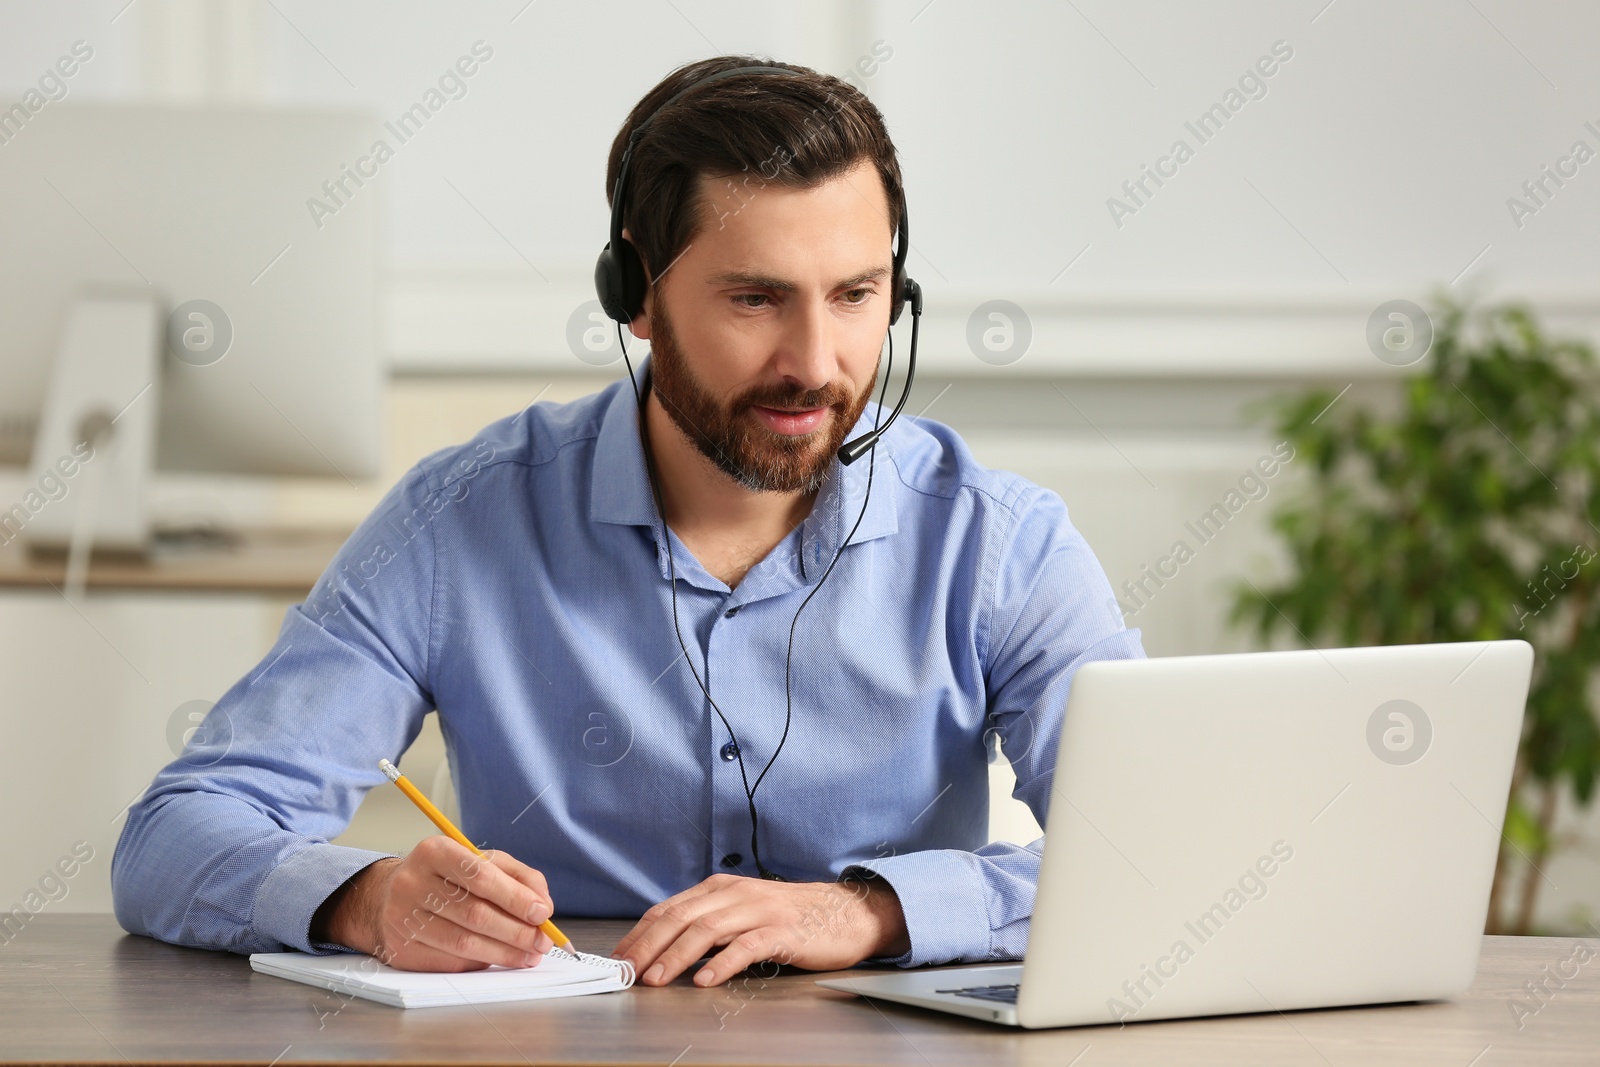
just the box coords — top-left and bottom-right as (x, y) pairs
(773, 297), (836, 395)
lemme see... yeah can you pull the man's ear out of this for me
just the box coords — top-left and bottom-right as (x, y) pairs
(621, 226), (652, 340)
(631, 291), (652, 340)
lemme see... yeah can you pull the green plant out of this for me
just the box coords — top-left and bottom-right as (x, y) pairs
(1231, 297), (1600, 935)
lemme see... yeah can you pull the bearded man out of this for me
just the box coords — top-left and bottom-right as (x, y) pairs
(113, 55), (1143, 989)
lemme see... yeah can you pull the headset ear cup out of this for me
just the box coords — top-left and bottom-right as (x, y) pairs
(595, 240), (650, 326)
(595, 245), (628, 325)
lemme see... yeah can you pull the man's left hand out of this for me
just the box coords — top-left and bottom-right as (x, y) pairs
(612, 873), (911, 987)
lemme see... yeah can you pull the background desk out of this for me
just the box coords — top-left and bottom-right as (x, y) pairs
(2, 916), (1597, 1065)
(0, 527), (348, 595)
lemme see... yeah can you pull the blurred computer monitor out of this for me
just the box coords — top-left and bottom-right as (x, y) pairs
(0, 103), (382, 548)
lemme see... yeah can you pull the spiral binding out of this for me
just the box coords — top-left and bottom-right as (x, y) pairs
(550, 945), (637, 987)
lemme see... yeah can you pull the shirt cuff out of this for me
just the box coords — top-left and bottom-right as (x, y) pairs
(841, 848), (992, 968)
(253, 842), (396, 954)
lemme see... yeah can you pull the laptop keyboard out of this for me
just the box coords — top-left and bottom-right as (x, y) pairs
(936, 983), (1019, 1004)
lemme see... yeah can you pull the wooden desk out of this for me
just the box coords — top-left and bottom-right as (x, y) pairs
(2, 916), (1596, 1065)
(0, 527), (348, 596)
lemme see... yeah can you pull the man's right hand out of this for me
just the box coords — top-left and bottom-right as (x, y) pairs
(312, 836), (556, 971)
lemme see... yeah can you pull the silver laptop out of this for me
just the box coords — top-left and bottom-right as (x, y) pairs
(818, 640), (1532, 1028)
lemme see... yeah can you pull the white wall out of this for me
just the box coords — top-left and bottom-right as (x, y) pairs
(2, 0), (1595, 375)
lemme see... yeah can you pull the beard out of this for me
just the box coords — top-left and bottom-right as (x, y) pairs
(645, 301), (877, 494)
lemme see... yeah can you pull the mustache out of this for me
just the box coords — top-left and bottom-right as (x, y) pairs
(740, 386), (852, 411)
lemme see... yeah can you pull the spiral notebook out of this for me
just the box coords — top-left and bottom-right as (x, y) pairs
(249, 946), (635, 1008)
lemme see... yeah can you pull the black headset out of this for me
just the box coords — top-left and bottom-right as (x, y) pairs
(596, 62), (921, 467)
(596, 62), (922, 879)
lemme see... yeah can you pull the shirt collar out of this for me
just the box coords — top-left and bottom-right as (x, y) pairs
(590, 355), (900, 578)
(589, 360), (662, 529)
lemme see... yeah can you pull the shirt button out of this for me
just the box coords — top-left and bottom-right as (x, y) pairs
(720, 742), (740, 761)
(724, 606), (739, 618)
(720, 853), (742, 868)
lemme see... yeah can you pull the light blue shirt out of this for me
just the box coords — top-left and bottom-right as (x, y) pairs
(112, 356), (1144, 967)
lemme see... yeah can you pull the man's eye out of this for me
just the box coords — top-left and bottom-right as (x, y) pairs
(734, 294), (770, 309)
(842, 288), (872, 304)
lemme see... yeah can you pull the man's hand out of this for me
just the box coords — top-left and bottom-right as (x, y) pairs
(612, 872), (910, 987)
(311, 836), (555, 971)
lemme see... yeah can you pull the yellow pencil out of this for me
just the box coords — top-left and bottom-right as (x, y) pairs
(378, 759), (577, 957)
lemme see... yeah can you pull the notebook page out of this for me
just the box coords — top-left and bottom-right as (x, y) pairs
(250, 948), (634, 1006)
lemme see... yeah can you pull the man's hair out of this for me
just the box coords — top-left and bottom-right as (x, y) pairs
(605, 55), (904, 283)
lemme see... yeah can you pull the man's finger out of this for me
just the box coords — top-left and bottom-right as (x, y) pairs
(407, 839), (552, 962)
(429, 873), (550, 960)
(615, 880), (734, 969)
(489, 850), (551, 901)
(444, 845), (552, 927)
(695, 929), (783, 987)
(635, 903), (758, 986)
(612, 876), (727, 961)
(397, 910), (544, 971)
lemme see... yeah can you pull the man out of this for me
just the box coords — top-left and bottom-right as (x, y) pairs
(112, 56), (1143, 988)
